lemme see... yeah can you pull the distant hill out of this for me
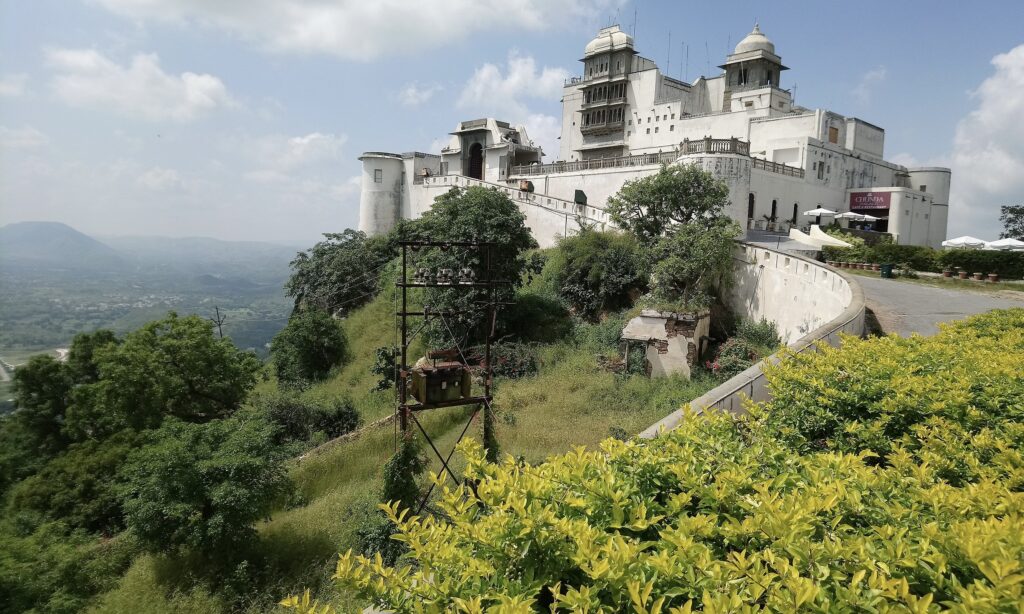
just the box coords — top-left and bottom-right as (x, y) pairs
(0, 221), (125, 271)
(101, 235), (299, 282)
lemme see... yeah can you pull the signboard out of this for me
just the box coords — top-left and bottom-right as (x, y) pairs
(849, 191), (891, 211)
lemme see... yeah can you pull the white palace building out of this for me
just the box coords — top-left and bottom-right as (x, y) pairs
(358, 24), (950, 249)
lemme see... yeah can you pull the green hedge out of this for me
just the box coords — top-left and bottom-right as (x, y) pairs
(288, 309), (1024, 613)
(938, 250), (1024, 279)
(825, 238), (1024, 278)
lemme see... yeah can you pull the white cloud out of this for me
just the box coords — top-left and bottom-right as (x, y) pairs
(46, 48), (234, 121)
(522, 113), (561, 159)
(92, 0), (623, 60)
(0, 125), (49, 149)
(397, 82), (442, 107)
(136, 166), (183, 190)
(239, 131), (347, 175)
(945, 44), (1024, 238)
(458, 51), (568, 118)
(852, 66), (886, 105)
(0, 73), (27, 97)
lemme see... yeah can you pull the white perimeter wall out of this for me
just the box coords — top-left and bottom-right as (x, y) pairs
(728, 244), (854, 345)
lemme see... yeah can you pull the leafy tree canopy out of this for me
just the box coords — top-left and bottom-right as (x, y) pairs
(270, 308), (348, 389)
(119, 415), (292, 559)
(65, 313), (261, 440)
(547, 228), (650, 320)
(285, 228), (396, 315)
(606, 163), (731, 241)
(650, 217), (741, 310)
(999, 204), (1024, 240)
(411, 186), (538, 345)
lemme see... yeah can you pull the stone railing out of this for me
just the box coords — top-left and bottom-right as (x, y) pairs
(680, 137), (750, 156)
(420, 174), (610, 225)
(752, 157), (805, 178)
(510, 149), (679, 177)
(639, 243), (865, 438)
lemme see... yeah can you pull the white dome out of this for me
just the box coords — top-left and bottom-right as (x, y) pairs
(734, 23), (775, 55)
(584, 25), (634, 56)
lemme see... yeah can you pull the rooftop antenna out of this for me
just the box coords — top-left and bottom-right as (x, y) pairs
(633, 6), (638, 41)
(704, 41), (710, 76)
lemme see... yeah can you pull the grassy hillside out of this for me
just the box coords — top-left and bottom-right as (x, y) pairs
(89, 263), (719, 612)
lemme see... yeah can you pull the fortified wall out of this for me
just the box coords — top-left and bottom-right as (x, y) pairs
(641, 242), (865, 437)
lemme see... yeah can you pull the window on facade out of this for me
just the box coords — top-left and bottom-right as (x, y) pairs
(671, 113), (676, 119)
(670, 125), (674, 131)
(646, 128), (650, 134)
(919, 184), (927, 192)
(628, 119), (632, 125)
(647, 117), (651, 123)
(744, 101), (754, 108)
(655, 127), (659, 133)
(828, 126), (839, 144)
(374, 169), (383, 183)
(627, 131), (631, 137)
(817, 164), (825, 180)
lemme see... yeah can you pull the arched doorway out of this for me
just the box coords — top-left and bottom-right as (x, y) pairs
(791, 203), (799, 224)
(468, 143), (483, 180)
(747, 193), (755, 221)
(770, 199), (777, 221)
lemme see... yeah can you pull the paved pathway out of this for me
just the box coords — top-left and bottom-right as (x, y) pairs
(855, 275), (1024, 336)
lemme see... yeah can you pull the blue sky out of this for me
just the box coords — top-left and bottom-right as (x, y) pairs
(1, 0), (1023, 243)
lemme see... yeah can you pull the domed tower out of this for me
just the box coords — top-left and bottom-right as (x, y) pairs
(357, 152), (403, 236)
(576, 25), (636, 159)
(719, 24), (790, 112)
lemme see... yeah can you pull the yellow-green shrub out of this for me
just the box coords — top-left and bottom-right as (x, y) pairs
(287, 310), (1024, 612)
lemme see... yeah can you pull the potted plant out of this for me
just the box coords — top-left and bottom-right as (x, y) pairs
(958, 269), (969, 279)
(972, 272), (984, 280)
(988, 273), (1000, 283)
(942, 267), (954, 278)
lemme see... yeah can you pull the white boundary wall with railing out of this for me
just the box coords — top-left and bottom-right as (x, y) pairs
(639, 242), (865, 437)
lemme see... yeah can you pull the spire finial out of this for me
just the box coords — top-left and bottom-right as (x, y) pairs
(753, 22), (760, 33)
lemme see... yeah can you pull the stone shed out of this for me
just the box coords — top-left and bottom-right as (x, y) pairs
(621, 310), (711, 378)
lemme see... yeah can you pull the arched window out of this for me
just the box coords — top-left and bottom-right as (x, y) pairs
(792, 203), (799, 224)
(747, 193), (755, 220)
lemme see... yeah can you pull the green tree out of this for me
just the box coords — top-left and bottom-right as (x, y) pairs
(66, 329), (118, 383)
(285, 229), (396, 315)
(606, 163), (731, 241)
(547, 228), (650, 319)
(7, 431), (140, 534)
(413, 186), (537, 345)
(250, 392), (360, 444)
(10, 354), (73, 456)
(999, 204), (1024, 240)
(65, 313), (261, 440)
(118, 415), (292, 559)
(650, 217), (741, 309)
(270, 308), (348, 389)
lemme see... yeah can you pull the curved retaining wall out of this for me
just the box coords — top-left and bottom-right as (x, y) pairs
(639, 242), (865, 438)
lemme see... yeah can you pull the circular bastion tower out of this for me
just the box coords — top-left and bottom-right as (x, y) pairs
(675, 137), (752, 224)
(358, 152), (404, 236)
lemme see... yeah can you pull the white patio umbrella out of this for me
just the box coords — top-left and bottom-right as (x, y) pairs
(859, 213), (880, 222)
(834, 212), (865, 220)
(941, 235), (987, 249)
(803, 207), (836, 226)
(985, 237), (1024, 251)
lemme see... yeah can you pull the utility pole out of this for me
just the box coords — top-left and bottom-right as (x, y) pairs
(210, 306), (226, 339)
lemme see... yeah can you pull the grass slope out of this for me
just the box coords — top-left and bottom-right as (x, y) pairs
(90, 276), (717, 612)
